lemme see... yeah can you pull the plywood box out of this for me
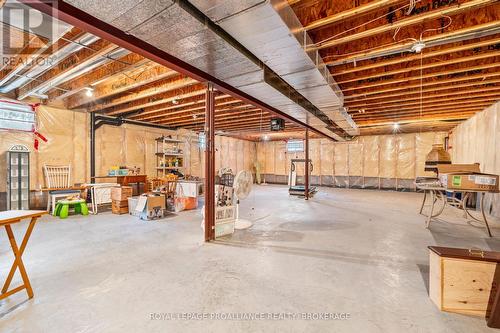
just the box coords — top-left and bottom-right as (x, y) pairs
(437, 163), (480, 174)
(429, 246), (500, 317)
(111, 186), (133, 201)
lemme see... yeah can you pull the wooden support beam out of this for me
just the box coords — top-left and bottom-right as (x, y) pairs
(48, 53), (150, 100)
(71, 75), (197, 111)
(351, 94), (500, 112)
(185, 118), (275, 132)
(139, 98), (243, 122)
(67, 65), (177, 108)
(324, 21), (500, 66)
(17, 39), (117, 100)
(183, 116), (273, 130)
(343, 72), (500, 98)
(352, 103), (490, 118)
(104, 83), (206, 116)
(152, 107), (261, 126)
(163, 110), (266, 127)
(131, 94), (232, 120)
(357, 114), (479, 126)
(317, 0), (497, 50)
(332, 37), (500, 75)
(353, 108), (483, 120)
(341, 62), (500, 92)
(306, 0), (402, 31)
(346, 82), (500, 105)
(336, 51), (500, 84)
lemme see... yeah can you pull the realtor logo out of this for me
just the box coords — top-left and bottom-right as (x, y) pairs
(0, 0), (59, 56)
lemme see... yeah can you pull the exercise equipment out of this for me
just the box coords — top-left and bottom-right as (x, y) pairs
(288, 159), (317, 197)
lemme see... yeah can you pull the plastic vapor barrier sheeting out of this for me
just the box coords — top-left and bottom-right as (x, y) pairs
(450, 101), (500, 218)
(258, 131), (449, 191)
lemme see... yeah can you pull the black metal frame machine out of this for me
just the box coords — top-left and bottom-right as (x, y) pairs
(288, 159), (317, 197)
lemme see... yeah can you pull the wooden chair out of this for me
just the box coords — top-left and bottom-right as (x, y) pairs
(164, 178), (178, 200)
(43, 165), (81, 213)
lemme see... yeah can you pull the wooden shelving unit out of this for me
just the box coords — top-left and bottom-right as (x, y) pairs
(156, 136), (185, 177)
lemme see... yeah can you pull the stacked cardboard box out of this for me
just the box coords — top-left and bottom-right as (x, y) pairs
(111, 186), (133, 214)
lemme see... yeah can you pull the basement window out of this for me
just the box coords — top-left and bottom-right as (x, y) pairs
(0, 100), (36, 132)
(286, 139), (304, 152)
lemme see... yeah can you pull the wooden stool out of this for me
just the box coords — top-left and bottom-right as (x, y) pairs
(54, 199), (89, 219)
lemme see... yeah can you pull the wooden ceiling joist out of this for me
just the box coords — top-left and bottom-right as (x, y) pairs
(161, 110), (267, 127)
(47, 53), (150, 101)
(323, 21), (500, 66)
(105, 84), (207, 116)
(16, 38), (117, 100)
(336, 51), (500, 84)
(135, 97), (242, 122)
(352, 102), (491, 118)
(332, 36), (500, 75)
(130, 93), (232, 120)
(67, 65), (178, 108)
(346, 81), (500, 105)
(148, 104), (257, 124)
(347, 91), (500, 110)
(305, 0), (403, 31)
(316, 0), (497, 50)
(343, 71), (500, 98)
(70, 75), (197, 111)
(341, 62), (500, 92)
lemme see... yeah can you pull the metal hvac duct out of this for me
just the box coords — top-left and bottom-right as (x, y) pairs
(189, 0), (358, 136)
(62, 0), (356, 139)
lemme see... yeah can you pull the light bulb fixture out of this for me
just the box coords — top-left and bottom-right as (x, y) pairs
(172, 99), (179, 105)
(411, 41), (426, 53)
(263, 134), (269, 141)
(85, 87), (94, 97)
(393, 122), (400, 130)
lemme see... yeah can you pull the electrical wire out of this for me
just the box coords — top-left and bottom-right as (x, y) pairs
(316, 0), (421, 46)
(419, 15), (453, 40)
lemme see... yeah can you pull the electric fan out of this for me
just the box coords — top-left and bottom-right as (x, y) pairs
(233, 170), (253, 230)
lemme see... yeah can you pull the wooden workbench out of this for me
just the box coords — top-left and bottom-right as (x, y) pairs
(0, 210), (47, 301)
(92, 175), (148, 194)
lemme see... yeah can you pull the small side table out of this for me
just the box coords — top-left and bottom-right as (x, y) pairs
(0, 210), (47, 301)
(54, 199), (89, 219)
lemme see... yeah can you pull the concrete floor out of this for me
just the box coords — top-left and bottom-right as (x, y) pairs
(1, 185), (500, 332)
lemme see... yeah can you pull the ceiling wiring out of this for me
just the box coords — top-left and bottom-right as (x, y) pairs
(316, 0), (421, 46)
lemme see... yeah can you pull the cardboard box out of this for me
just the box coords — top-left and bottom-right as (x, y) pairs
(439, 172), (499, 192)
(111, 186), (133, 201)
(135, 194), (165, 220)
